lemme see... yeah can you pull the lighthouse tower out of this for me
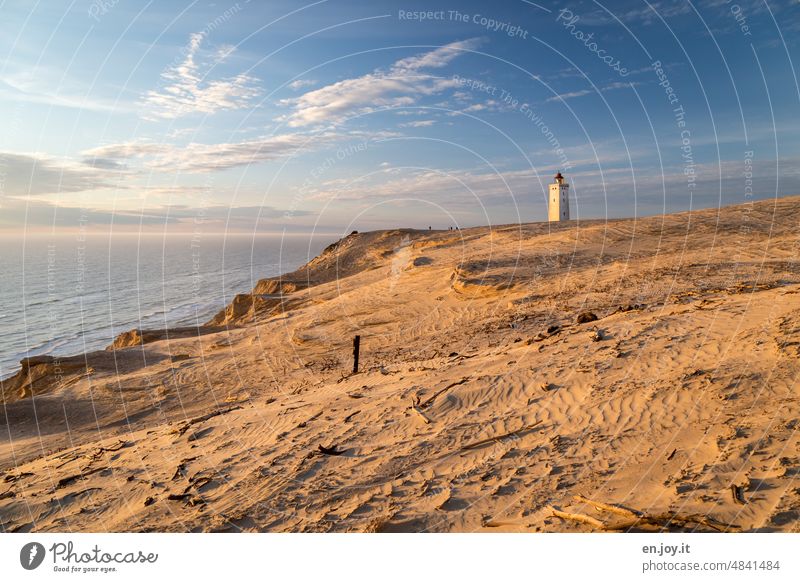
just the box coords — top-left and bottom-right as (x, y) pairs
(548, 171), (569, 222)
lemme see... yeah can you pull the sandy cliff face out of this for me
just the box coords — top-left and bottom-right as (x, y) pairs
(2, 197), (800, 532)
(206, 229), (431, 326)
(1, 356), (88, 401)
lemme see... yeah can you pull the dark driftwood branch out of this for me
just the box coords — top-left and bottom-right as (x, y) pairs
(419, 377), (471, 409)
(731, 484), (747, 505)
(56, 466), (107, 489)
(166, 492), (204, 506)
(172, 406), (242, 436)
(55, 454), (82, 469)
(297, 410), (323, 428)
(318, 444), (346, 456)
(352, 335), (361, 374)
(2, 472), (32, 483)
(97, 440), (128, 453)
(460, 420), (542, 451)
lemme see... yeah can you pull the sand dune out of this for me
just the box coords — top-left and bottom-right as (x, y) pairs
(2, 196), (800, 532)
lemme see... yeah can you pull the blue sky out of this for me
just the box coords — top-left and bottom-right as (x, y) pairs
(0, 0), (798, 233)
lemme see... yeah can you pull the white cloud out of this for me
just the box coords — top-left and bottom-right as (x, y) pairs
(620, 2), (692, 25)
(602, 81), (642, 91)
(288, 79), (318, 90)
(142, 32), (262, 119)
(572, 1), (692, 27)
(280, 38), (482, 127)
(446, 99), (508, 116)
(399, 119), (436, 128)
(391, 39), (481, 71)
(462, 103), (488, 112)
(546, 89), (592, 102)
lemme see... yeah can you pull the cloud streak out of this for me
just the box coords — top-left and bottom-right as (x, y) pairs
(82, 131), (357, 174)
(0, 152), (119, 197)
(305, 166), (538, 206)
(0, 197), (314, 231)
(280, 38), (482, 127)
(546, 81), (641, 102)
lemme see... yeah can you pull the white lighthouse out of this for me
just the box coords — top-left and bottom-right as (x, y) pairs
(548, 171), (570, 222)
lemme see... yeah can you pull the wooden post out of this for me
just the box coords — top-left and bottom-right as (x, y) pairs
(352, 335), (361, 374)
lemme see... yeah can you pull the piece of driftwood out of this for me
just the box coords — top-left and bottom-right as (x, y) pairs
(188, 475), (214, 491)
(460, 420), (543, 451)
(56, 466), (107, 489)
(731, 484), (747, 505)
(552, 495), (740, 532)
(550, 507), (605, 529)
(666, 448), (677, 461)
(86, 440), (130, 461)
(298, 410), (324, 428)
(573, 495), (641, 518)
(318, 444), (345, 456)
(54, 456), (80, 469)
(344, 411), (360, 423)
(166, 492), (204, 506)
(353, 335), (361, 374)
(55, 440), (131, 470)
(419, 377), (470, 409)
(2, 472), (33, 483)
(172, 406), (242, 436)
(280, 404), (312, 417)
(410, 403), (432, 424)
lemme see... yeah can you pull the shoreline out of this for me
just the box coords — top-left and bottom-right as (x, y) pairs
(0, 233), (339, 381)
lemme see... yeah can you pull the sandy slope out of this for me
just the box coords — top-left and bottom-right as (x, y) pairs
(2, 196), (800, 532)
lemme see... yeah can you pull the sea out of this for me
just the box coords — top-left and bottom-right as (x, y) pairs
(0, 233), (336, 379)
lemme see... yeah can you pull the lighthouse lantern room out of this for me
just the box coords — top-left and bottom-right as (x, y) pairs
(548, 172), (570, 222)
